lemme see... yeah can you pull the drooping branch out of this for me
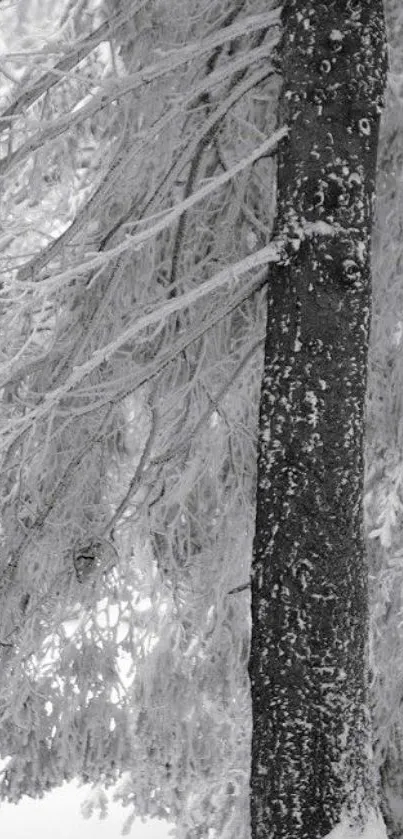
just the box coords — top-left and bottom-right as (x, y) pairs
(0, 9), (280, 179)
(0, 7), (134, 124)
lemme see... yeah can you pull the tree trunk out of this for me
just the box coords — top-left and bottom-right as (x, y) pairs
(248, 2), (388, 838)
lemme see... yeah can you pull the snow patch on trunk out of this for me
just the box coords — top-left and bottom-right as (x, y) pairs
(325, 810), (387, 839)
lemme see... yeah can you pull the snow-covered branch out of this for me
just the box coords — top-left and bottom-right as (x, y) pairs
(0, 10), (279, 178)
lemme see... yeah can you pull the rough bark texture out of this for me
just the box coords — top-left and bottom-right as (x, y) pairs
(249, 2), (388, 838)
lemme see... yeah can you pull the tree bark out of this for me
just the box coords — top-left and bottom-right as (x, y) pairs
(249, 2), (388, 838)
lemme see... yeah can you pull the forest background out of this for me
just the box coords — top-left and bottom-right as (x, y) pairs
(0, 0), (402, 837)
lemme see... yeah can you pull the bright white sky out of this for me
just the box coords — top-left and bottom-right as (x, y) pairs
(0, 782), (173, 839)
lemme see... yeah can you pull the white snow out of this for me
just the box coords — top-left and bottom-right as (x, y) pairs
(329, 29), (344, 42)
(324, 810), (388, 839)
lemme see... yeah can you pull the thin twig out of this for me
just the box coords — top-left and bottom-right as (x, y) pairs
(0, 11), (280, 179)
(0, 7), (135, 124)
(227, 582), (251, 595)
(101, 403), (159, 537)
(150, 338), (264, 467)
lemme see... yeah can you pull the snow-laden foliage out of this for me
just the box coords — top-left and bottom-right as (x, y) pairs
(0, 0), (402, 836)
(0, 1), (281, 836)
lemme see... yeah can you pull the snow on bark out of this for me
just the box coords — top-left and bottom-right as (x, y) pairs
(324, 808), (387, 839)
(249, 1), (387, 838)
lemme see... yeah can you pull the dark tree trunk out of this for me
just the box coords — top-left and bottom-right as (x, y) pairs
(249, 2), (387, 838)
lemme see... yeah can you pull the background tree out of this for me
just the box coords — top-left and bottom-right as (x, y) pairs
(366, 2), (403, 836)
